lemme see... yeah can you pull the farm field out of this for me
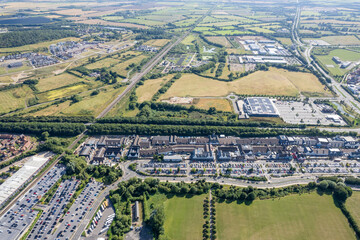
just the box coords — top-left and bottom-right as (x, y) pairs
(315, 48), (360, 76)
(205, 36), (232, 47)
(193, 98), (233, 112)
(160, 68), (328, 99)
(36, 73), (84, 92)
(144, 39), (170, 47)
(318, 35), (360, 45)
(346, 191), (360, 227)
(181, 34), (197, 45)
(0, 85), (34, 114)
(110, 55), (148, 76)
(29, 85), (126, 116)
(37, 83), (89, 102)
(276, 37), (293, 45)
(216, 193), (356, 240)
(163, 194), (205, 240)
(85, 57), (120, 70)
(136, 74), (174, 102)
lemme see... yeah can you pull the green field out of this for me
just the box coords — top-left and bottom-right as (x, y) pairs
(319, 35), (360, 45)
(0, 85), (34, 114)
(217, 193), (356, 240)
(110, 55), (147, 76)
(29, 85), (125, 116)
(315, 48), (360, 76)
(37, 73), (84, 92)
(276, 37), (293, 46)
(346, 191), (360, 227)
(85, 57), (120, 70)
(136, 74), (174, 102)
(163, 194), (205, 240)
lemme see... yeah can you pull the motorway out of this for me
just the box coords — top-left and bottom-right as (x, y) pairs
(291, 2), (360, 126)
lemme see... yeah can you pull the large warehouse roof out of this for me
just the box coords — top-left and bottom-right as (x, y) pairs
(0, 155), (50, 206)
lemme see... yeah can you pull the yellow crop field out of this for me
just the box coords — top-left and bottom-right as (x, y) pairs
(160, 68), (328, 98)
(136, 74), (174, 102)
(37, 84), (88, 102)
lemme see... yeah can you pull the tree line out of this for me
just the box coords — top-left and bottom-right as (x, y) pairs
(0, 29), (78, 48)
(0, 122), (85, 136)
(87, 123), (355, 138)
(97, 116), (302, 128)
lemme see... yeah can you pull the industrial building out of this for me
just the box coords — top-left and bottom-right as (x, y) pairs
(0, 154), (51, 207)
(243, 97), (280, 117)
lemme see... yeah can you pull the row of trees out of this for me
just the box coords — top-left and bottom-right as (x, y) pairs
(87, 122), (355, 138)
(151, 73), (182, 101)
(109, 177), (358, 240)
(0, 29), (78, 48)
(0, 122), (85, 136)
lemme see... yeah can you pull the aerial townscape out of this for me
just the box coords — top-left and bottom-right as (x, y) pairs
(0, 0), (360, 240)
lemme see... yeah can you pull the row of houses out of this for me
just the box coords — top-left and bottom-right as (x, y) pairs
(77, 135), (360, 163)
(0, 134), (33, 161)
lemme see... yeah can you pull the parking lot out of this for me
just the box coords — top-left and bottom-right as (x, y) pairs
(275, 101), (346, 125)
(140, 162), (187, 175)
(27, 178), (80, 240)
(53, 180), (103, 240)
(190, 162), (217, 175)
(301, 160), (360, 174)
(0, 166), (65, 240)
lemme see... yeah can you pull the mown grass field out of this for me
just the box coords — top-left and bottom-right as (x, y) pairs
(276, 37), (293, 45)
(85, 57), (119, 70)
(217, 193), (356, 240)
(36, 73), (84, 92)
(193, 98), (233, 112)
(346, 191), (360, 227)
(181, 34), (197, 45)
(163, 194), (205, 240)
(206, 36), (232, 47)
(160, 68), (328, 98)
(110, 55), (148, 76)
(319, 35), (360, 45)
(144, 39), (170, 47)
(136, 74), (174, 102)
(0, 85), (34, 113)
(315, 49), (360, 76)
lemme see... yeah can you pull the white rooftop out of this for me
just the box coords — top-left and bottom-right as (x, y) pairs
(0, 155), (50, 205)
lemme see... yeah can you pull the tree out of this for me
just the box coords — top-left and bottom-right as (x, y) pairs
(41, 131), (49, 141)
(333, 185), (349, 202)
(246, 192), (256, 201)
(319, 180), (329, 190)
(148, 205), (165, 238)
